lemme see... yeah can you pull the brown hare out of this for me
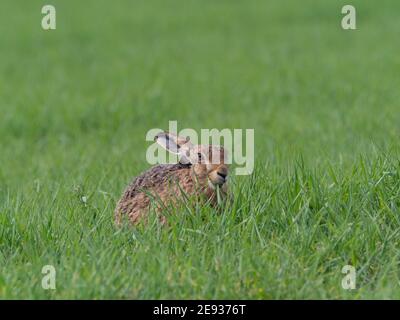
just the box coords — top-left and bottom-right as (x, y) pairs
(115, 131), (229, 225)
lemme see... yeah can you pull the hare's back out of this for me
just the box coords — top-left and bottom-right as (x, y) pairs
(121, 163), (190, 200)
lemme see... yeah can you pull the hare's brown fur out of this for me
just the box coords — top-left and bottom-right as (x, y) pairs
(114, 132), (229, 225)
(115, 163), (225, 225)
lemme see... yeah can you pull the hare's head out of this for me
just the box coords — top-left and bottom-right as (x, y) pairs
(155, 131), (229, 187)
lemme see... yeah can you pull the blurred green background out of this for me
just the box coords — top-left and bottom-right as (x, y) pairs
(0, 0), (399, 299)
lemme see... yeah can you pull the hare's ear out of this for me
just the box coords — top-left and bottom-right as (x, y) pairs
(155, 132), (193, 163)
(155, 132), (180, 154)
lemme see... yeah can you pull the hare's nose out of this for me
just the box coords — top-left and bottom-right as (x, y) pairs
(217, 172), (227, 179)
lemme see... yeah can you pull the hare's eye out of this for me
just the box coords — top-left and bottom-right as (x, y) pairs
(197, 152), (203, 162)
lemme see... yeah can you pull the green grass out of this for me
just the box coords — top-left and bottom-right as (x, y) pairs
(1, 0), (400, 299)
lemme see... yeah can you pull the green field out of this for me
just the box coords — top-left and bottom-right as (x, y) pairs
(1, 0), (400, 299)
